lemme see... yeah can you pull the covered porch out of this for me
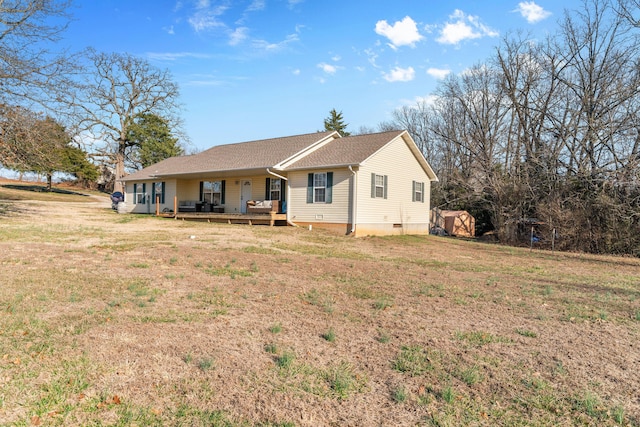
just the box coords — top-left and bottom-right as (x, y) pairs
(156, 196), (288, 226)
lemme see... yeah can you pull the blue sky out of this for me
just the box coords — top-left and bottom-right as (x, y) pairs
(65, 0), (580, 152)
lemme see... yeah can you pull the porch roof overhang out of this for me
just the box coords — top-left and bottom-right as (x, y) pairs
(149, 167), (280, 181)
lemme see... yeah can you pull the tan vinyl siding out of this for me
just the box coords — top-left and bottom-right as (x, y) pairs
(288, 169), (351, 223)
(356, 135), (431, 229)
(162, 180), (177, 211)
(173, 175), (276, 214)
(124, 179), (178, 213)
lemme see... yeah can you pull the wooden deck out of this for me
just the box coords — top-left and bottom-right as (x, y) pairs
(160, 211), (288, 226)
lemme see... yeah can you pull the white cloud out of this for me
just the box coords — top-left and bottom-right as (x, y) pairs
(427, 67), (451, 79)
(383, 66), (415, 82)
(229, 27), (249, 45)
(375, 16), (423, 48)
(247, 0), (265, 12)
(399, 94), (439, 108)
(515, 1), (552, 23)
(318, 62), (341, 74)
(364, 48), (379, 68)
(146, 52), (211, 61)
(186, 78), (225, 86)
(436, 9), (498, 45)
(319, 63), (337, 74)
(292, 69), (301, 76)
(164, 25), (175, 35)
(252, 33), (299, 52)
(188, 4), (228, 32)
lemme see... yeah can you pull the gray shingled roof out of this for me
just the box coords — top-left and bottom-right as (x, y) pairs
(122, 131), (337, 181)
(282, 130), (405, 170)
(121, 129), (438, 182)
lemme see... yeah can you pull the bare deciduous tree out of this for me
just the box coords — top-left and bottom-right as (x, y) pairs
(386, 0), (640, 254)
(0, 0), (75, 106)
(73, 50), (182, 192)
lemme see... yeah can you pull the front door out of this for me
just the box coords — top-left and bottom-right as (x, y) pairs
(240, 180), (252, 213)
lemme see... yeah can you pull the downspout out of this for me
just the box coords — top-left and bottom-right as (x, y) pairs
(266, 168), (296, 226)
(348, 165), (357, 235)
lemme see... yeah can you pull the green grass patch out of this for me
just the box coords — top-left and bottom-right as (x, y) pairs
(392, 346), (432, 376)
(321, 327), (336, 342)
(268, 322), (282, 334)
(264, 343), (278, 354)
(203, 262), (253, 278)
(515, 328), (537, 338)
(456, 364), (483, 385)
(197, 357), (215, 371)
(322, 361), (367, 400)
(301, 288), (334, 313)
(373, 296), (393, 311)
(455, 331), (511, 346)
(275, 351), (296, 370)
(392, 385), (408, 403)
(243, 245), (280, 255)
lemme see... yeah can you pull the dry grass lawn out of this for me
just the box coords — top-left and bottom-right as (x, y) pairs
(0, 183), (639, 426)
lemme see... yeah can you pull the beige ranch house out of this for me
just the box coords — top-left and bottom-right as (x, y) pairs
(120, 130), (438, 237)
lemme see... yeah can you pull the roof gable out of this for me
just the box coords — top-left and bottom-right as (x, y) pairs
(282, 130), (438, 181)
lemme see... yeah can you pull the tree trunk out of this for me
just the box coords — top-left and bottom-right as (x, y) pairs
(113, 149), (125, 194)
(112, 132), (127, 194)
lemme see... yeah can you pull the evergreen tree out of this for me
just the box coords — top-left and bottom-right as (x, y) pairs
(127, 113), (183, 169)
(323, 109), (351, 136)
(0, 112), (97, 190)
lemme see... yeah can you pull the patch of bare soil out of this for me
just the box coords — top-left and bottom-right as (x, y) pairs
(1, 198), (639, 426)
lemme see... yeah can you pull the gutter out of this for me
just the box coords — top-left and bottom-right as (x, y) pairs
(266, 168), (288, 181)
(348, 165), (357, 235)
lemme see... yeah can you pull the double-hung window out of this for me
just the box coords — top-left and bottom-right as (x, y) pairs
(306, 172), (333, 204)
(314, 173), (326, 203)
(201, 180), (225, 205)
(371, 173), (388, 199)
(133, 183), (146, 204)
(152, 182), (165, 204)
(269, 178), (281, 201)
(413, 181), (424, 203)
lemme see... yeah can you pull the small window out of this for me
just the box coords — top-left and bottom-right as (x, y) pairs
(413, 181), (424, 203)
(152, 182), (165, 204)
(314, 173), (327, 203)
(135, 183), (146, 204)
(375, 174), (385, 198)
(371, 173), (387, 199)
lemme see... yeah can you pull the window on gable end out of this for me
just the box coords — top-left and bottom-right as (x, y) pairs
(413, 181), (424, 203)
(371, 173), (388, 199)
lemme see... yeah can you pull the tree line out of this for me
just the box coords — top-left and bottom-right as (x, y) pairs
(367, 0), (640, 255)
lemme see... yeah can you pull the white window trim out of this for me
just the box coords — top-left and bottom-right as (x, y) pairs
(314, 172), (327, 203)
